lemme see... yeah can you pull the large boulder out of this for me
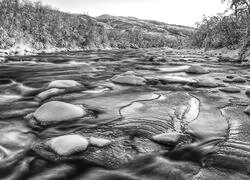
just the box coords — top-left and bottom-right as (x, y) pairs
(46, 134), (89, 156)
(186, 65), (209, 74)
(33, 101), (87, 124)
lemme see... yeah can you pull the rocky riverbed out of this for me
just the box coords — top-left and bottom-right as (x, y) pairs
(0, 48), (249, 179)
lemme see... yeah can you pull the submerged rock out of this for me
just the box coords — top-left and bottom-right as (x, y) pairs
(159, 76), (196, 84)
(219, 87), (241, 93)
(111, 74), (146, 85)
(36, 88), (65, 101)
(89, 137), (111, 147)
(152, 132), (182, 145)
(189, 80), (218, 88)
(244, 106), (250, 114)
(32, 101), (87, 124)
(46, 134), (89, 156)
(48, 80), (81, 89)
(246, 88), (250, 94)
(231, 77), (246, 83)
(186, 65), (209, 74)
(0, 78), (14, 85)
(79, 63), (97, 72)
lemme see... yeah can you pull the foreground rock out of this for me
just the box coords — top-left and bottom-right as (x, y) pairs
(26, 101), (87, 125)
(31, 92), (202, 168)
(186, 65), (209, 74)
(46, 134), (89, 156)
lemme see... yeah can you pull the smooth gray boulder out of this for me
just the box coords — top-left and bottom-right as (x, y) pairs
(46, 134), (89, 156)
(33, 101), (87, 124)
(186, 65), (209, 74)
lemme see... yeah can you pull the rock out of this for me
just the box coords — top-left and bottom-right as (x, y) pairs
(190, 80), (218, 88)
(0, 78), (14, 85)
(89, 137), (111, 147)
(186, 65), (209, 74)
(46, 134), (88, 156)
(79, 63), (97, 72)
(246, 88), (250, 94)
(48, 80), (81, 89)
(111, 74), (146, 85)
(223, 79), (233, 83)
(33, 101), (87, 124)
(244, 106), (250, 115)
(219, 87), (241, 93)
(152, 132), (182, 145)
(0, 57), (6, 63)
(159, 76), (196, 84)
(226, 75), (236, 79)
(36, 88), (66, 101)
(231, 77), (246, 83)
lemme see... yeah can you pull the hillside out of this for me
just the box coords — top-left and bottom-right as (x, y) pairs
(97, 14), (194, 49)
(0, 0), (194, 55)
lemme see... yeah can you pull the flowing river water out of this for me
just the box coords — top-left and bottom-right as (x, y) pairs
(0, 48), (250, 179)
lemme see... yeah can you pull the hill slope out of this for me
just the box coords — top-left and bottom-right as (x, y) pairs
(0, 0), (194, 54)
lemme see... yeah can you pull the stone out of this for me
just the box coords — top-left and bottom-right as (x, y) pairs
(186, 65), (209, 74)
(0, 78), (14, 85)
(89, 137), (111, 147)
(36, 88), (66, 101)
(48, 80), (81, 89)
(33, 101), (86, 124)
(159, 76), (196, 84)
(226, 75), (236, 79)
(246, 88), (250, 94)
(152, 132), (182, 145)
(244, 106), (250, 114)
(46, 134), (88, 156)
(79, 63), (97, 72)
(231, 77), (246, 83)
(111, 74), (146, 85)
(190, 80), (218, 88)
(219, 87), (241, 93)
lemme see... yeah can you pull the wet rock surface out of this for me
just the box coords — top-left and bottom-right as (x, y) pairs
(0, 48), (250, 179)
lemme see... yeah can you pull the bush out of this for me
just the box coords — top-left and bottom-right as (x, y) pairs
(190, 12), (247, 49)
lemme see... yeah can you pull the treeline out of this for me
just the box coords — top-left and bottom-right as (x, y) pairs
(0, 0), (189, 51)
(0, 0), (110, 50)
(190, 0), (250, 61)
(190, 12), (247, 49)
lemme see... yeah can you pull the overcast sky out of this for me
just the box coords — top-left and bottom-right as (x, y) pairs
(30, 0), (228, 27)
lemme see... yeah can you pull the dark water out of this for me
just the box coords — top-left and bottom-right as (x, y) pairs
(0, 48), (250, 179)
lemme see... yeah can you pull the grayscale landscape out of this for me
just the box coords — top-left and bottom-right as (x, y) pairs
(0, 0), (250, 179)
